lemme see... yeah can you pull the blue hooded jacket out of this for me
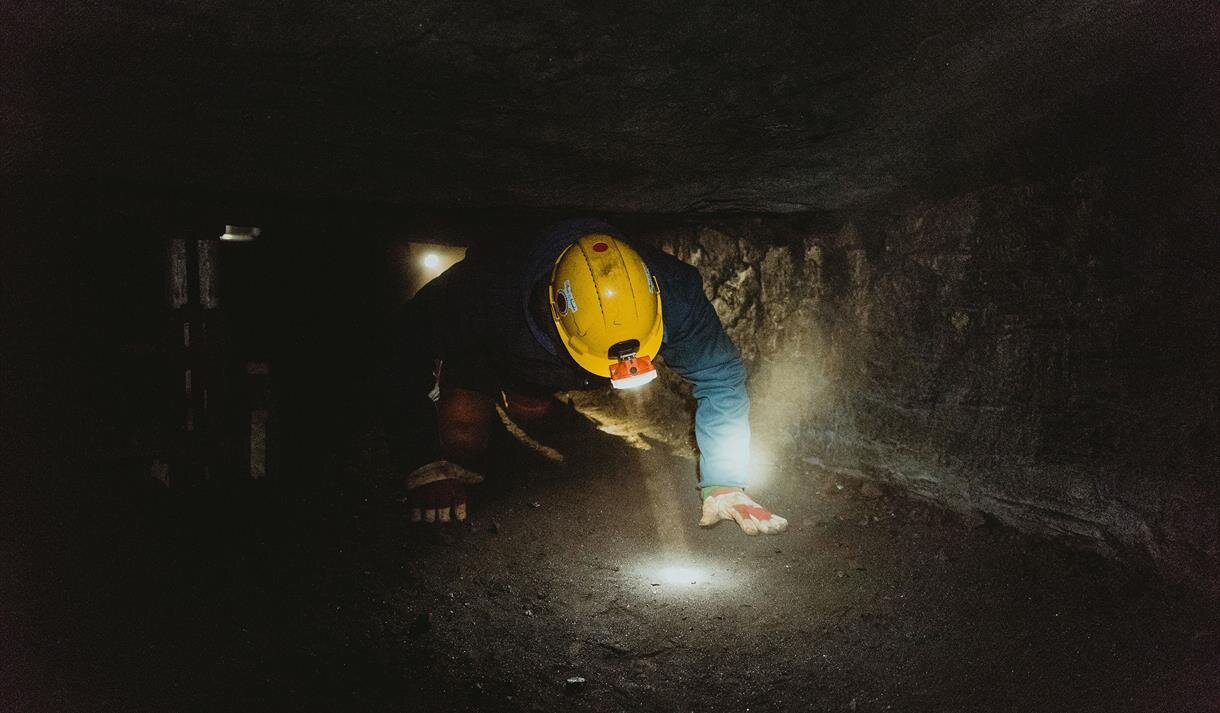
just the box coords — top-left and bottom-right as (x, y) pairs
(398, 218), (750, 488)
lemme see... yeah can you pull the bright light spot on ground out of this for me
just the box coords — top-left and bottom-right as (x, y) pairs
(629, 559), (733, 593)
(654, 565), (704, 585)
(422, 253), (440, 269)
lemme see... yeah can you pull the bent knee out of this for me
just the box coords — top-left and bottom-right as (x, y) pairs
(438, 388), (496, 460)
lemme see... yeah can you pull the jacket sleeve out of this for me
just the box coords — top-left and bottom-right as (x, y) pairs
(658, 265), (751, 489)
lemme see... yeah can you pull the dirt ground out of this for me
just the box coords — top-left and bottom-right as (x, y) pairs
(5, 401), (1219, 713)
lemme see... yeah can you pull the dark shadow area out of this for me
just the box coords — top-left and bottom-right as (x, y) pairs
(4, 183), (1220, 712)
(5, 390), (1219, 712)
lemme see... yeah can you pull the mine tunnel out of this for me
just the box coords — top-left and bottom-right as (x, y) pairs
(3, 2), (1219, 712)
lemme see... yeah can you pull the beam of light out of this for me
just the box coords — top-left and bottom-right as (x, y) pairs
(746, 444), (775, 489)
(422, 252), (440, 269)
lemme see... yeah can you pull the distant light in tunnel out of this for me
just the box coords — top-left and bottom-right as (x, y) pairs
(219, 225), (260, 242)
(401, 243), (466, 299)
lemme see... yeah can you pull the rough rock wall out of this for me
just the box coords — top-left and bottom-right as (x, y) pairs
(5, 1), (1215, 213)
(620, 170), (1218, 592)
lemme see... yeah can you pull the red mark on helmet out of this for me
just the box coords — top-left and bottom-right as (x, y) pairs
(593, 242), (608, 252)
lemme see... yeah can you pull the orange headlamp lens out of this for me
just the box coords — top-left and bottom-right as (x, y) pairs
(609, 355), (657, 390)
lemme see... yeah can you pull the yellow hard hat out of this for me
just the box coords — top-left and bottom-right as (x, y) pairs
(549, 234), (663, 387)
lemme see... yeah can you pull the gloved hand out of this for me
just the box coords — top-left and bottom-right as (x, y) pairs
(405, 460), (484, 524)
(699, 487), (788, 535)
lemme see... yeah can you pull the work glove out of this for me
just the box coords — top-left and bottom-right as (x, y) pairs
(699, 487), (788, 535)
(405, 460), (484, 524)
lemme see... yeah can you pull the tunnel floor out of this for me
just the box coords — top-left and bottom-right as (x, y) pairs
(8, 403), (1220, 713)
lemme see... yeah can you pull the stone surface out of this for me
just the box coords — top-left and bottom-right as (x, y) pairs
(2, 1), (1216, 213)
(614, 160), (1219, 593)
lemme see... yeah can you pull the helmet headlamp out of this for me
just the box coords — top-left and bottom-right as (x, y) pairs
(609, 354), (658, 389)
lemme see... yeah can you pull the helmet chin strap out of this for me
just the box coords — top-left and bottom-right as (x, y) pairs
(530, 280), (566, 352)
(609, 354), (658, 390)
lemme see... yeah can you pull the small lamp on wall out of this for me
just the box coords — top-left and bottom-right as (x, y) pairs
(219, 225), (261, 242)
